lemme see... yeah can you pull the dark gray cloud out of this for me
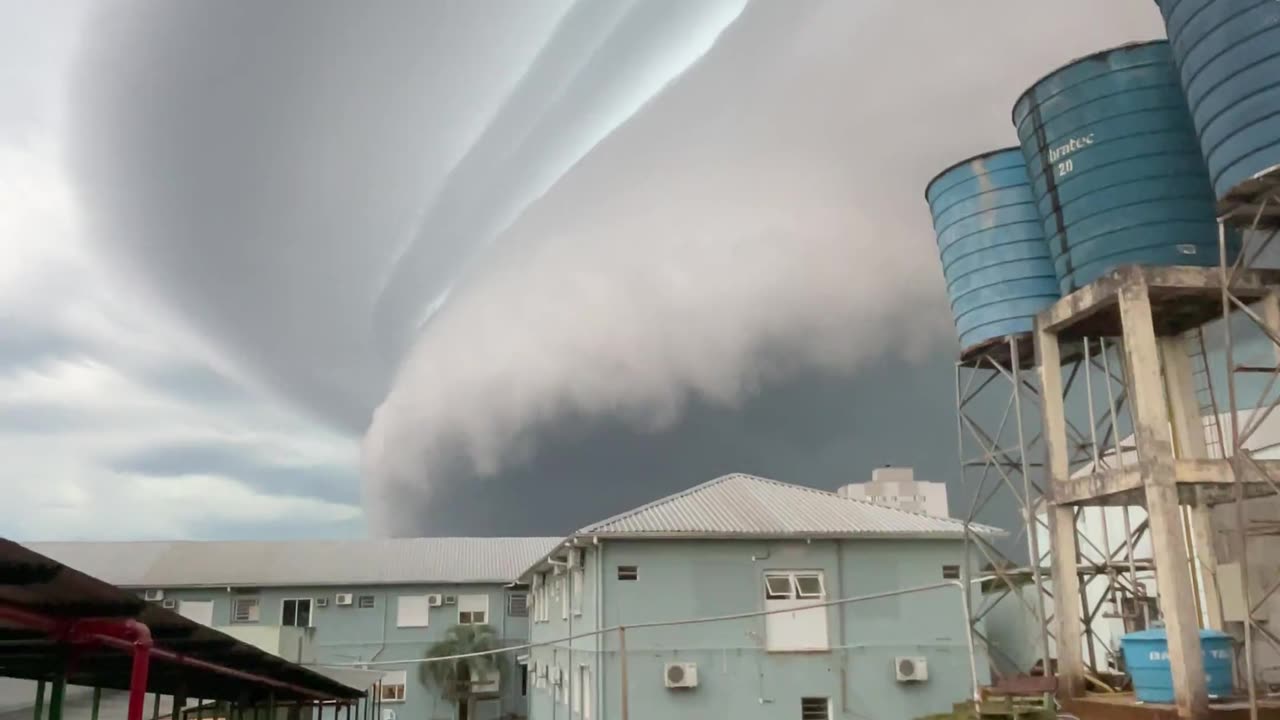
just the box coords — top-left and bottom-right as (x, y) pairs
(111, 441), (360, 505)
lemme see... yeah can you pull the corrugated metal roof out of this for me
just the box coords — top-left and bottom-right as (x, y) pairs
(576, 473), (997, 538)
(23, 537), (561, 588)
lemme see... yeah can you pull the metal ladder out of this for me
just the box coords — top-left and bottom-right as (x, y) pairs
(1187, 327), (1225, 459)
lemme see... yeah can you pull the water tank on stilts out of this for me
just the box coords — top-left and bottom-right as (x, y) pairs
(926, 148), (1060, 356)
(1153, 0), (1280, 225)
(1012, 41), (1238, 293)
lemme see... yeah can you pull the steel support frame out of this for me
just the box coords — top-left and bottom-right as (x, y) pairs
(958, 335), (1158, 695)
(1220, 196), (1280, 720)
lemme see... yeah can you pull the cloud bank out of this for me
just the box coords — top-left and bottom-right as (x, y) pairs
(65, 0), (1165, 535)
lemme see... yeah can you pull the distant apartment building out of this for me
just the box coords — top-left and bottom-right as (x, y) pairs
(520, 473), (991, 720)
(837, 466), (950, 517)
(26, 538), (559, 720)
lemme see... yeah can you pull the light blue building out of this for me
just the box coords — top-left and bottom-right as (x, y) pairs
(519, 473), (991, 720)
(26, 538), (559, 720)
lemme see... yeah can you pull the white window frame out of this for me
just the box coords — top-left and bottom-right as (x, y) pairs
(508, 591), (529, 618)
(280, 598), (314, 628)
(380, 670), (407, 703)
(357, 594), (376, 609)
(571, 567), (585, 616)
(559, 576), (568, 621)
(578, 664), (591, 720)
(231, 597), (260, 624)
(396, 595), (431, 628)
(801, 697), (831, 720)
(763, 571), (825, 600)
(458, 594), (489, 625)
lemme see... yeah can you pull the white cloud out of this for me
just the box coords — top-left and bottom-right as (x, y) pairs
(0, 139), (360, 540)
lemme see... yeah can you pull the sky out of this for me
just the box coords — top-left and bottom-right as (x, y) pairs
(1, 1), (1165, 540)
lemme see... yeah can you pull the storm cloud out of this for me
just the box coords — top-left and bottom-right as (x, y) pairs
(64, 1), (1165, 535)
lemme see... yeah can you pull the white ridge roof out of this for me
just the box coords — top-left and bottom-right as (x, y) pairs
(576, 473), (996, 539)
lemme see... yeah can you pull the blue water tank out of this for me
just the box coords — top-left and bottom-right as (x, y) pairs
(1121, 628), (1234, 704)
(1154, 0), (1280, 201)
(1012, 41), (1232, 294)
(926, 148), (1060, 353)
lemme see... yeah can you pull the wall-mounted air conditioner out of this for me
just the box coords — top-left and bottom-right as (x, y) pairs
(335, 593), (354, 606)
(895, 656), (928, 682)
(427, 594), (443, 607)
(381, 711), (395, 720)
(443, 595), (457, 606)
(315, 597), (329, 608)
(664, 663), (698, 689)
(161, 599), (177, 609)
(143, 589), (165, 602)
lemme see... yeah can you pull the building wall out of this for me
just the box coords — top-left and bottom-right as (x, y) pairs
(146, 583), (532, 720)
(838, 468), (950, 518)
(528, 538), (987, 720)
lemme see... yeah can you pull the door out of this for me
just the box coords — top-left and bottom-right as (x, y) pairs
(178, 600), (215, 626)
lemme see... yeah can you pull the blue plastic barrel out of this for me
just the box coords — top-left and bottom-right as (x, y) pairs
(1154, 0), (1280, 201)
(1012, 41), (1236, 293)
(1120, 628), (1233, 703)
(925, 148), (1060, 353)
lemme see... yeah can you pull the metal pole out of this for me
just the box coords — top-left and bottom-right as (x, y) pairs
(618, 627), (629, 720)
(33, 679), (45, 720)
(90, 689), (101, 720)
(1012, 338), (1053, 675)
(1223, 220), (1259, 720)
(49, 673), (66, 720)
(173, 685), (187, 720)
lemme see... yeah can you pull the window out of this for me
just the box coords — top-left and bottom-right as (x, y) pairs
(508, 592), (529, 617)
(396, 595), (430, 627)
(380, 671), (407, 703)
(281, 598), (312, 627)
(942, 565), (961, 580)
(232, 597), (260, 623)
(518, 662), (528, 697)
(801, 697), (831, 720)
(559, 576), (568, 620)
(458, 594), (489, 625)
(762, 572), (824, 600)
(357, 595), (376, 609)
(533, 574), (548, 623)
(617, 566), (638, 581)
(763, 571), (829, 652)
(571, 568), (584, 616)
(579, 665), (591, 720)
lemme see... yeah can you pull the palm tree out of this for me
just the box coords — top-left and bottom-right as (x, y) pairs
(421, 623), (501, 713)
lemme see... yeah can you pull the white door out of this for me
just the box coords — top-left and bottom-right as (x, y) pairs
(178, 600), (215, 626)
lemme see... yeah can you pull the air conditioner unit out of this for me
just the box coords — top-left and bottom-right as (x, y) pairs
(895, 656), (928, 682)
(160, 599), (177, 609)
(443, 595), (457, 606)
(315, 597), (329, 608)
(335, 593), (354, 606)
(568, 548), (584, 569)
(381, 711), (396, 720)
(664, 663), (698, 689)
(143, 589), (165, 602)
(427, 594), (443, 607)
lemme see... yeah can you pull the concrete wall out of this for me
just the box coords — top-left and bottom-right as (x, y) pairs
(528, 538), (987, 720)
(150, 583), (531, 720)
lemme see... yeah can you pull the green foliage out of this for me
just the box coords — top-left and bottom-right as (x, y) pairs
(420, 624), (501, 701)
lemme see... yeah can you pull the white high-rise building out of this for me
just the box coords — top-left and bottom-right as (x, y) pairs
(838, 466), (950, 518)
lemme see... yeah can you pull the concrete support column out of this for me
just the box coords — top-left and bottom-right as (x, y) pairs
(1159, 335), (1224, 631)
(1036, 322), (1086, 698)
(1118, 280), (1208, 719)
